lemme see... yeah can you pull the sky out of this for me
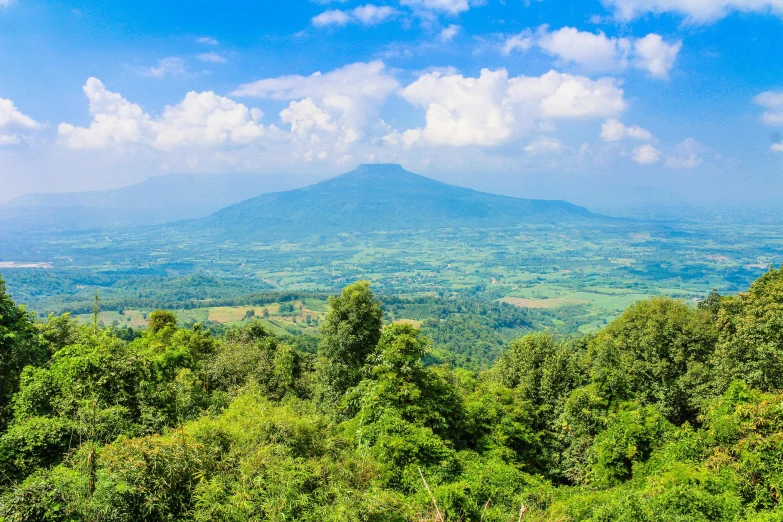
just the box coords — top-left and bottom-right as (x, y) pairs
(0, 0), (781, 212)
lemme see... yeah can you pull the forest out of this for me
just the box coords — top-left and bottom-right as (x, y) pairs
(2, 267), (783, 521)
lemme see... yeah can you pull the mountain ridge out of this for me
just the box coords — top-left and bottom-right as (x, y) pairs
(0, 172), (320, 232)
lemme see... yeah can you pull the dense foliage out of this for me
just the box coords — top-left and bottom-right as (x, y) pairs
(3, 268), (783, 520)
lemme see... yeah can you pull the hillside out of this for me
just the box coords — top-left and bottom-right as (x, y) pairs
(0, 172), (319, 232)
(192, 164), (600, 239)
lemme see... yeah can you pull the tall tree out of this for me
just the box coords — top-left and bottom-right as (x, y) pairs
(317, 281), (383, 405)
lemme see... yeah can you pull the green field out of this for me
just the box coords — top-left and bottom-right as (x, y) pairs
(2, 220), (780, 335)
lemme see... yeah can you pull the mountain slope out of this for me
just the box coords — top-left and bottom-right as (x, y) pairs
(191, 164), (600, 239)
(0, 173), (319, 232)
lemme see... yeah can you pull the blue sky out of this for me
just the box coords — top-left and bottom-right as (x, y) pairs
(0, 0), (781, 211)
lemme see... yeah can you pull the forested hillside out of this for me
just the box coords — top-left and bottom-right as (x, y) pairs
(3, 269), (783, 520)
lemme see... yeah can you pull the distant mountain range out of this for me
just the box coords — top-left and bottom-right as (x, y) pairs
(185, 164), (601, 240)
(0, 173), (319, 232)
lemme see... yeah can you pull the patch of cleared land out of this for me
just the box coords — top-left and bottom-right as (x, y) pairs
(499, 297), (589, 309)
(393, 319), (423, 328)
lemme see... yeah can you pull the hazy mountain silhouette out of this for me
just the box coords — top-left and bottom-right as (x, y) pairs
(191, 164), (600, 239)
(0, 173), (318, 232)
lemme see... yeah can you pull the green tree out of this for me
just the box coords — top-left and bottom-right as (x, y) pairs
(0, 276), (46, 428)
(316, 281), (383, 405)
(147, 310), (177, 334)
(492, 332), (583, 430)
(712, 267), (783, 392)
(587, 297), (717, 425)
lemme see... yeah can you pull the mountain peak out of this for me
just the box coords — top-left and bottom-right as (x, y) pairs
(198, 165), (599, 240)
(353, 163), (406, 174)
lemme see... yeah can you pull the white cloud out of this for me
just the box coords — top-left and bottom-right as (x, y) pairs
(440, 24), (461, 42)
(312, 9), (352, 26)
(280, 98), (337, 137)
(754, 90), (783, 125)
(537, 26), (631, 71)
(525, 136), (564, 155)
(772, 142), (783, 152)
(604, 0), (783, 23)
(58, 77), (268, 150)
(502, 31), (534, 55)
(144, 57), (186, 78)
(396, 68), (627, 147)
(352, 4), (398, 24)
(196, 36), (219, 45)
(233, 60), (397, 130)
(0, 97), (42, 146)
(665, 137), (705, 168)
(196, 52), (228, 63)
(399, 0), (471, 14)
(503, 26), (681, 78)
(0, 0), (14, 7)
(600, 118), (654, 141)
(633, 34), (682, 79)
(632, 144), (661, 164)
(312, 5), (397, 26)
(234, 61), (398, 150)
(0, 134), (21, 145)
(0, 98), (42, 131)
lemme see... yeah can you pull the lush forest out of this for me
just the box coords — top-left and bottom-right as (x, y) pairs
(3, 268), (783, 521)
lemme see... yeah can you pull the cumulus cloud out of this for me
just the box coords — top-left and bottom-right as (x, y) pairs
(754, 90), (783, 125)
(196, 36), (219, 45)
(58, 78), (268, 150)
(604, 0), (783, 23)
(144, 57), (186, 78)
(600, 118), (654, 141)
(395, 68), (627, 147)
(502, 31), (534, 54)
(754, 91), (783, 151)
(633, 34), (682, 79)
(353, 4), (398, 23)
(0, 98), (42, 131)
(632, 144), (661, 164)
(537, 26), (631, 72)
(312, 4), (397, 26)
(312, 9), (352, 26)
(399, 0), (471, 14)
(503, 26), (681, 78)
(665, 137), (706, 168)
(232, 61), (398, 146)
(0, 97), (43, 146)
(440, 24), (461, 42)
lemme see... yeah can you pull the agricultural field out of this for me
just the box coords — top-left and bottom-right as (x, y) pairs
(74, 298), (331, 337)
(3, 219), (781, 335)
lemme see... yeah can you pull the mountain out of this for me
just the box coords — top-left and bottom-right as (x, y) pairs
(0, 173), (319, 232)
(190, 164), (600, 240)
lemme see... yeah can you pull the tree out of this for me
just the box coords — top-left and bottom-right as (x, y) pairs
(0, 276), (46, 428)
(148, 310), (177, 334)
(317, 281), (383, 404)
(713, 267), (783, 392)
(587, 297), (717, 425)
(492, 332), (582, 430)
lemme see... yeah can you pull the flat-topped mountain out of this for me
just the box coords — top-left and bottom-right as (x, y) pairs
(192, 164), (600, 239)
